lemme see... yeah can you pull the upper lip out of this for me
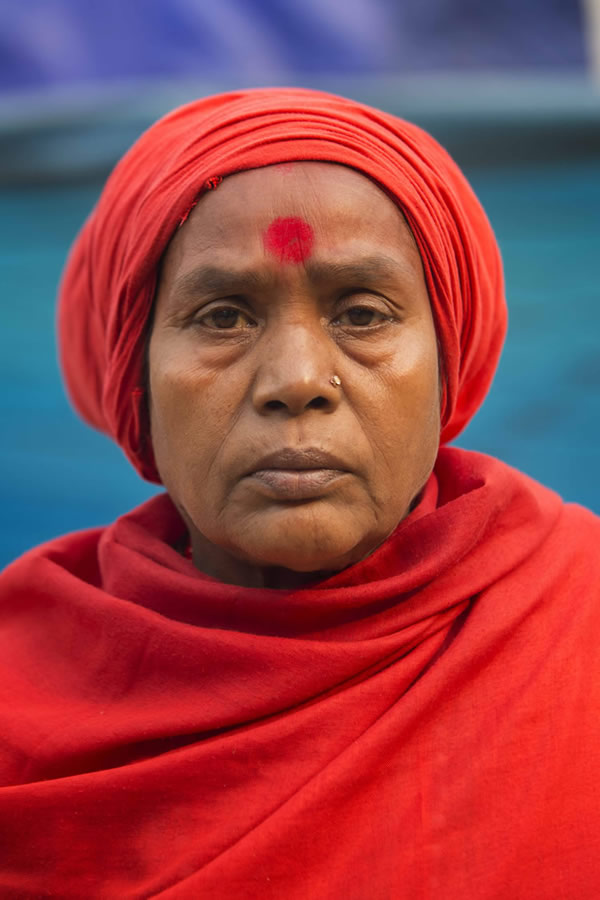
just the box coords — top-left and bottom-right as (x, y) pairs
(246, 447), (350, 474)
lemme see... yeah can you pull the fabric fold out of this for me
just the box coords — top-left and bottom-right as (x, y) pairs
(2, 449), (599, 897)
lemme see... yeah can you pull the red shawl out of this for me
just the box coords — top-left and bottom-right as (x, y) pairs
(1, 449), (600, 897)
(2, 89), (600, 897)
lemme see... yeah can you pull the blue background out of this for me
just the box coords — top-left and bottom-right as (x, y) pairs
(1, 0), (598, 567)
(2, 153), (599, 568)
(0, 0), (587, 90)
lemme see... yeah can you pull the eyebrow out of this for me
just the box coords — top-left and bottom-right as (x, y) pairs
(170, 254), (417, 305)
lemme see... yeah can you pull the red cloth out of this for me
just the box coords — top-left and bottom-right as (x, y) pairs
(4, 89), (599, 896)
(1, 448), (600, 897)
(57, 88), (506, 481)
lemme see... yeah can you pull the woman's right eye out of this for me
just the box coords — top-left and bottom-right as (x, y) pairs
(196, 307), (255, 329)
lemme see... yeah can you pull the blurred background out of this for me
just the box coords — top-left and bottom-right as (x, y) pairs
(1, 0), (599, 567)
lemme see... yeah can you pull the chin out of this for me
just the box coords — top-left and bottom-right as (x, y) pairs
(187, 499), (391, 583)
(239, 546), (354, 574)
(232, 522), (372, 574)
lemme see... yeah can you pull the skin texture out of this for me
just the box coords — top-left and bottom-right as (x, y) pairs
(148, 162), (440, 588)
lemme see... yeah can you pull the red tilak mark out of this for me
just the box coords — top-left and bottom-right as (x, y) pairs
(263, 217), (314, 264)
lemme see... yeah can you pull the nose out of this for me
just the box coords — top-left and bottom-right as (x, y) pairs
(252, 323), (341, 417)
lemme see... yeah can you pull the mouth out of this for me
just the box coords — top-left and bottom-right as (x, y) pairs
(244, 448), (351, 501)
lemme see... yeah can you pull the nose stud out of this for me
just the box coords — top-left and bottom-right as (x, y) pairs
(330, 375), (342, 387)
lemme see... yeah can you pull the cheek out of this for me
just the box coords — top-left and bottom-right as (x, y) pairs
(403, 349), (441, 454)
(149, 358), (234, 490)
(362, 339), (440, 478)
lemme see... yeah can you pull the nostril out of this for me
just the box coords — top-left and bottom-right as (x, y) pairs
(308, 396), (328, 410)
(265, 399), (286, 411)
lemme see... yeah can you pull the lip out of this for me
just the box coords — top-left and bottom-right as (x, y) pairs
(246, 447), (350, 474)
(244, 448), (351, 501)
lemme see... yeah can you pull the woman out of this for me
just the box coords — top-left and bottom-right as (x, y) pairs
(1, 88), (599, 898)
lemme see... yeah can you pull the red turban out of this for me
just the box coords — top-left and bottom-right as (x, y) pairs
(58, 88), (506, 482)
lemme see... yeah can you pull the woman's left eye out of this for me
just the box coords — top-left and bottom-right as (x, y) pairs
(335, 306), (389, 327)
(197, 307), (255, 329)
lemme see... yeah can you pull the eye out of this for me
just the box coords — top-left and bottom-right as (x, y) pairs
(334, 305), (390, 327)
(196, 306), (256, 329)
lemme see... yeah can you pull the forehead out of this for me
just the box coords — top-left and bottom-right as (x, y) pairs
(211, 161), (390, 206)
(172, 162), (415, 257)
(154, 161), (433, 328)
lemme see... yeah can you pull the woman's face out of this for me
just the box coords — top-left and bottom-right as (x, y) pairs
(149, 162), (440, 587)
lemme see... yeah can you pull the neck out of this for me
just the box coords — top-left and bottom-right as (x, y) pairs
(188, 537), (332, 589)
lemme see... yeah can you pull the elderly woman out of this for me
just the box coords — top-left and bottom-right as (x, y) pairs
(1, 88), (599, 898)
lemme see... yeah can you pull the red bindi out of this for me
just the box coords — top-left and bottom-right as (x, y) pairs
(263, 217), (314, 264)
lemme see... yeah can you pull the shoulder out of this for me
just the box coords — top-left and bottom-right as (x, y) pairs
(439, 445), (599, 526)
(436, 445), (600, 579)
(0, 526), (105, 601)
(0, 493), (181, 602)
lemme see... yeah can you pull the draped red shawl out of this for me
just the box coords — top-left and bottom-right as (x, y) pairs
(2, 89), (600, 897)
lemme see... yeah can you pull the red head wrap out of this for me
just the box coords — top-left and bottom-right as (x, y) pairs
(58, 88), (506, 483)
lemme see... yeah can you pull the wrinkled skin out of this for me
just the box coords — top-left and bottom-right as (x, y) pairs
(148, 163), (440, 588)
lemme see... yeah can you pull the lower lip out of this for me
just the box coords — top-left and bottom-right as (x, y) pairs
(247, 468), (348, 500)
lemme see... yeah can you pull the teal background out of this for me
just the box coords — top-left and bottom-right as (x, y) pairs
(1, 152), (599, 568)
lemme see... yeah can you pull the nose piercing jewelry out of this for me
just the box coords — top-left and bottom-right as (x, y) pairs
(330, 375), (342, 387)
